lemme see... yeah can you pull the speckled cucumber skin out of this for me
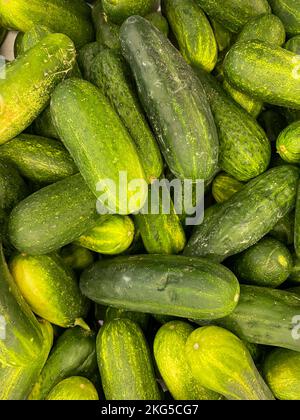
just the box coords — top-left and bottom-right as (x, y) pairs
(0, 134), (78, 184)
(194, 70), (271, 181)
(223, 80), (263, 119)
(90, 49), (163, 183)
(212, 172), (244, 203)
(0, 0), (94, 47)
(46, 377), (99, 400)
(0, 159), (28, 212)
(75, 215), (135, 255)
(97, 319), (161, 400)
(269, 0), (300, 36)
(295, 182), (300, 257)
(8, 173), (100, 255)
(17, 25), (52, 56)
(210, 18), (232, 52)
(80, 255), (240, 320)
(51, 78), (148, 215)
(92, 1), (121, 49)
(195, 0), (271, 32)
(162, 0), (217, 72)
(277, 121), (300, 163)
(60, 244), (94, 272)
(186, 326), (274, 400)
(77, 42), (104, 81)
(10, 253), (89, 328)
(104, 307), (149, 331)
(285, 35), (300, 53)
(102, 0), (159, 24)
(270, 212), (295, 245)
(120, 16), (219, 182)
(184, 166), (299, 262)
(29, 327), (97, 400)
(224, 40), (300, 109)
(0, 33), (76, 145)
(154, 321), (221, 400)
(216, 285), (300, 352)
(237, 14), (286, 46)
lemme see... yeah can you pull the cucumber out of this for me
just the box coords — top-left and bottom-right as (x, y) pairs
(285, 35), (300, 53)
(120, 16), (219, 182)
(258, 108), (288, 143)
(60, 244), (95, 272)
(270, 211), (295, 245)
(80, 255), (240, 320)
(184, 166), (299, 262)
(277, 121), (300, 163)
(210, 18), (232, 52)
(269, 0), (300, 36)
(33, 107), (60, 140)
(223, 80), (263, 119)
(162, 0), (217, 72)
(224, 40), (300, 109)
(92, 1), (121, 49)
(8, 174), (100, 255)
(75, 215), (135, 255)
(153, 321), (221, 400)
(0, 27), (6, 45)
(46, 377), (99, 400)
(194, 70), (270, 181)
(0, 0), (94, 48)
(17, 25), (52, 56)
(263, 348), (300, 400)
(186, 326), (274, 400)
(10, 253), (90, 328)
(0, 160), (27, 212)
(78, 42), (104, 81)
(295, 182), (300, 257)
(237, 14), (286, 46)
(102, 0), (158, 24)
(289, 254), (300, 283)
(145, 12), (169, 36)
(97, 319), (161, 400)
(0, 134), (78, 184)
(0, 33), (76, 145)
(13, 31), (24, 58)
(104, 307), (149, 331)
(50, 78), (148, 215)
(195, 0), (271, 32)
(230, 237), (293, 288)
(89, 49), (163, 183)
(212, 172), (244, 204)
(215, 285), (300, 351)
(29, 326), (97, 400)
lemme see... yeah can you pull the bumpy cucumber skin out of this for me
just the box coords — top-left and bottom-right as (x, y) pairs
(154, 321), (221, 400)
(102, 0), (158, 24)
(224, 40), (300, 109)
(78, 42), (104, 81)
(277, 121), (300, 163)
(195, 0), (271, 32)
(0, 33), (76, 145)
(295, 182), (300, 257)
(120, 16), (219, 182)
(212, 172), (244, 203)
(186, 326), (274, 400)
(193, 70), (271, 181)
(162, 0), (217, 72)
(0, 134), (78, 184)
(216, 285), (300, 352)
(231, 237), (293, 288)
(269, 0), (300, 36)
(263, 348), (300, 400)
(46, 377), (99, 400)
(80, 255), (240, 320)
(51, 78), (147, 215)
(0, 0), (94, 47)
(75, 215), (135, 255)
(8, 173), (100, 255)
(97, 319), (161, 400)
(90, 49), (163, 183)
(145, 12), (169, 36)
(10, 253), (89, 328)
(29, 327), (97, 400)
(237, 14), (286, 46)
(185, 166), (299, 262)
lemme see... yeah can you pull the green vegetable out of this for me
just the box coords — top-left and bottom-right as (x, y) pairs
(0, 159), (27, 212)
(92, 1), (121, 49)
(258, 109), (288, 142)
(17, 25), (52, 56)
(210, 18), (232, 52)
(102, 0), (159, 24)
(270, 211), (295, 245)
(268, 0), (300, 36)
(237, 14), (286, 46)
(0, 27), (6, 45)
(277, 121), (300, 163)
(295, 182), (300, 257)
(285, 35), (300, 53)
(212, 172), (244, 203)
(289, 254), (300, 283)
(46, 377), (99, 400)
(104, 307), (149, 331)
(33, 107), (60, 140)
(77, 42), (104, 81)
(60, 244), (94, 272)
(145, 12), (169, 36)
(223, 80), (263, 118)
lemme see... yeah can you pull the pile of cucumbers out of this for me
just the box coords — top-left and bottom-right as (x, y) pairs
(1, 0), (300, 401)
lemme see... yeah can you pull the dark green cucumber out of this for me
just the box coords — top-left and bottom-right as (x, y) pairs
(193, 70), (270, 181)
(92, 1), (121, 50)
(285, 35), (300, 53)
(8, 173), (100, 255)
(80, 255), (240, 320)
(0, 0), (94, 47)
(269, 0), (300, 36)
(60, 244), (95, 272)
(120, 16), (219, 181)
(10, 253), (89, 328)
(263, 348), (300, 400)
(215, 285), (300, 351)
(51, 78), (147, 215)
(154, 321), (221, 400)
(270, 211), (295, 245)
(46, 377), (99, 400)
(75, 215), (135, 255)
(13, 31), (24, 58)
(0, 27), (6, 45)
(0, 159), (27, 212)
(77, 42), (104, 81)
(277, 121), (300, 163)
(230, 237), (293, 288)
(224, 40), (300, 109)
(289, 254), (300, 283)
(0, 134), (78, 184)
(104, 307), (149, 331)
(102, 0), (158, 24)
(184, 166), (299, 261)
(90, 49), (163, 183)
(295, 182), (300, 257)
(162, 0), (217, 72)
(212, 172), (244, 203)
(145, 12), (169, 36)
(210, 18), (232, 52)
(195, 0), (271, 32)
(33, 107), (60, 140)
(186, 326), (274, 400)
(97, 319), (161, 400)
(0, 33), (76, 144)
(258, 109), (288, 143)
(29, 326), (97, 400)
(237, 14), (286, 46)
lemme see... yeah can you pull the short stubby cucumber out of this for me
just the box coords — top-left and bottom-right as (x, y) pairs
(269, 0), (300, 36)
(277, 121), (300, 163)
(285, 35), (300, 54)
(237, 14), (286, 46)
(102, 0), (159, 24)
(212, 172), (244, 203)
(60, 244), (95, 272)
(46, 377), (99, 400)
